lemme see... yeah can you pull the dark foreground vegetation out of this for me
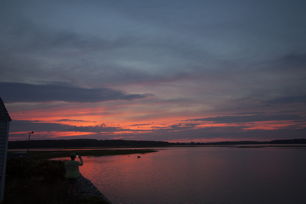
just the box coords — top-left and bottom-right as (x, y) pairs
(4, 149), (156, 204)
(4, 158), (108, 204)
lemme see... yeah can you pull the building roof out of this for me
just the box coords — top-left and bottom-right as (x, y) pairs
(0, 98), (12, 122)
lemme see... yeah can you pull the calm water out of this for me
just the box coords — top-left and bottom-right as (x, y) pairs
(80, 147), (306, 204)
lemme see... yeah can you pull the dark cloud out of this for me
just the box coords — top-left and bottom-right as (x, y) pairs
(56, 119), (93, 123)
(129, 123), (153, 127)
(266, 95), (306, 105)
(11, 120), (121, 133)
(189, 114), (304, 123)
(168, 123), (198, 130)
(0, 19), (131, 54)
(11, 120), (70, 132)
(275, 53), (306, 70)
(0, 82), (147, 103)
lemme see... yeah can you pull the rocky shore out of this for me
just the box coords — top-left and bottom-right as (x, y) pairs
(76, 175), (112, 204)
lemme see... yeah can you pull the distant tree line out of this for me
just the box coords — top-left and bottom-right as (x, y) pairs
(8, 138), (306, 149)
(172, 138), (306, 146)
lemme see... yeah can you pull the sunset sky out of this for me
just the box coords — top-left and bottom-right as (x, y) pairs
(1, 0), (306, 142)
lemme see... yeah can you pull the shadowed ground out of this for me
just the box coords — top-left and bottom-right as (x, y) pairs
(4, 157), (110, 204)
(4, 150), (156, 204)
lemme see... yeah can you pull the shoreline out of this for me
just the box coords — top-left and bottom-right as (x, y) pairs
(8, 149), (157, 160)
(76, 175), (112, 204)
(4, 149), (157, 204)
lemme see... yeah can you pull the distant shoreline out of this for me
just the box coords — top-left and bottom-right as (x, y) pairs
(8, 149), (157, 159)
(8, 138), (306, 149)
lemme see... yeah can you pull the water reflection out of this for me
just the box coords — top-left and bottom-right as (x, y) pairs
(80, 147), (306, 204)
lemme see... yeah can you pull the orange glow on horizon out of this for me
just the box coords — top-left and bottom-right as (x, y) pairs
(8, 102), (305, 141)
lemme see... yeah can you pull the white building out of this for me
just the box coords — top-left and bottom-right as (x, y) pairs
(0, 98), (11, 202)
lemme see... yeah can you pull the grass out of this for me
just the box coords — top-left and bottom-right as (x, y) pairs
(4, 149), (157, 203)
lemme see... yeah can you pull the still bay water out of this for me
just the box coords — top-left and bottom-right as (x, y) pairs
(80, 147), (306, 204)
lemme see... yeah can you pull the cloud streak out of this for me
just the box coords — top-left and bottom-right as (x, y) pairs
(11, 120), (122, 133)
(189, 114), (305, 123)
(0, 82), (147, 103)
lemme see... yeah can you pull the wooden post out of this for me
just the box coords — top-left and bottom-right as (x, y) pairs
(0, 98), (12, 202)
(27, 131), (34, 154)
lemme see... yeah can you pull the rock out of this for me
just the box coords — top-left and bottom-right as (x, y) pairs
(73, 175), (112, 203)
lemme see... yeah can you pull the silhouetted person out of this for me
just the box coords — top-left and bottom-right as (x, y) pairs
(65, 153), (83, 195)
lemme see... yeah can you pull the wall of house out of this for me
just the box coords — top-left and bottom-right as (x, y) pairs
(0, 121), (9, 201)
